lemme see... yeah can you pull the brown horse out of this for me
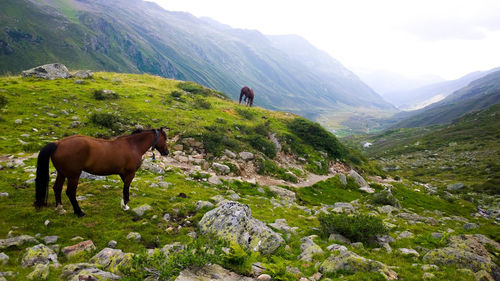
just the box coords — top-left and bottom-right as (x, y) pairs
(239, 86), (254, 107)
(34, 128), (169, 217)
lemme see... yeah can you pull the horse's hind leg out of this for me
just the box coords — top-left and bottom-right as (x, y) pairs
(120, 172), (136, 211)
(53, 173), (66, 213)
(66, 177), (85, 217)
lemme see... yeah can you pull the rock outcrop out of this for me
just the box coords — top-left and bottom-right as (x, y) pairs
(21, 63), (71, 79)
(176, 264), (256, 281)
(199, 201), (284, 254)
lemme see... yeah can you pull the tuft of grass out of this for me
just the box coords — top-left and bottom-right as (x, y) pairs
(318, 213), (388, 245)
(92, 89), (119, 100)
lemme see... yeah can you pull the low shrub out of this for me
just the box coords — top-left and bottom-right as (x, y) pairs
(371, 189), (401, 208)
(255, 158), (298, 183)
(318, 213), (387, 244)
(0, 95), (7, 108)
(246, 135), (277, 158)
(199, 125), (239, 156)
(177, 81), (211, 96)
(193, 97), (211, 109)
(89, 112), (124, 132)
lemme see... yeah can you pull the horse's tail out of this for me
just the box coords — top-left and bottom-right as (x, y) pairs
(34, 142), (58, 208)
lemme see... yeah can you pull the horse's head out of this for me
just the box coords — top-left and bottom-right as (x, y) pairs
(155, 127), (170, 156)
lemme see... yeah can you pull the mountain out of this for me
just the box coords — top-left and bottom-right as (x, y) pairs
(0, 0), (394, 121)
(392, 69), (500, 128)
(383, 67), (500, 110)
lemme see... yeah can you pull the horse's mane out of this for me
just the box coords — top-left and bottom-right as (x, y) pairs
(130, 128), (166, 137)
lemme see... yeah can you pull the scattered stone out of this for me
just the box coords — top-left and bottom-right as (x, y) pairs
(239, 151), (254, 161)
(326, 244), (348, 253)
(298, 236), (324, 262)
(26, 263), (49, 280)
(397, 231), (414, 240)
(133, 204), (153, 216)
(422, 272), (435, 280)
(208, 175), (222, 185)
(0, 235), (38, 249)
(108, 241), (117, 249)
(422, 264), (439, 271)
(71, 236), (84, 241)
(90, 248), (133, 273)
(15, 119), (23, 124)
(42, 236), (58, 245)
(328, 233), (351, 244)
(348, 169), (368, 188)
(447, 183), (465, 191)
(44, 220), (50, 227)
(251, 262), (267, 276)
(22, 63), (71, 79)
(176, 264), (256, 281)
(399, 248), (420, 257)
(268, 186), (296, 204)
(196, 200), (214, 211)
(141, 159), (164, 174)
(162, 213), (171, 222)
(463, 222), (478, 230)
(311, 272), (322, 281)
(359, 186), (375, 193)
(80, 171), (106, 181)
(257, 273), (271, 281)
(351, 242), (364, 249)
(0, 252), (8, 265)
(161, 242), (185, 256)
(198, 201), (284, 254)
(320, 250), (398, 280)
(224, 149), (237, 158)
(382, 243), (392, 253)
(73, 70), (93, 79)
(269, 219), (298, 235)
(126, 232), (141, 242)
(0, 192), (8, 197)
(61, 263), (120, 281)
(21, 244), (58, 267)
(338, 174), (347, 185)
(212, 163), (230, 175)
(378, 205), (398, 214)
(62, 240), (96, 259)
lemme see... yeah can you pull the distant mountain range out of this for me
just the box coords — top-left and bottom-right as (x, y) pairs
(391, 69), (500, 128)
(0, 0), (394, 121)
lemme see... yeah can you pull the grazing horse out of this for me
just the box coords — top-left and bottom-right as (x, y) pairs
(34, 128), (169, 217)
(239, 86), (254, 107)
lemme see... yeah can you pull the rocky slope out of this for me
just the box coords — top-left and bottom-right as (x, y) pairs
(0, 70), (498, 280)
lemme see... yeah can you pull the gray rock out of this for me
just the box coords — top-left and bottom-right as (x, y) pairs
(62, 263), (120, 281)
(378, 205), (398, 214)
(376, 234), (395, 244)
(251, 262), (267, 276)
(196, 200), (214, 211)
(141, 159), (164, 174)
(224, 149), (237, 158)
(80, 171), (106, 181)
(133, 204), (153, 216)
(463, 222), (478, 230)
(422, 272), (435, 280)
(90, 248), (133, 272)
(257, 273), (272, 281)
(15, 118), (23, 125)
(108, 240), (117, 248)
(397, 231), (414, 240)
(447, 183), (465, 191)
(212, 163), (230, 175)
(239, 151), (254, 161)
(399, 248), (420, 257)
(320, 250), (398, 280)
(0, 192), (8, 197)
(326, 243), (348, 253)
(268, 186), (296, 204)
(126, 232), (141, 242)
(351, 242), (364, 249)
(175, 264), (256, 281)
(162, 213), (171, 221)
(359, 186), (375, 193)
(208, 175), (222, 185)
(42, 236), (58, 245)
(161, 242), (185, 256)
(348, 169), (368, 188)
(431, 232), (443, 239)
(328, 233), (351, 244)
(198, 201), (284, 254)
(0, 235), (38, 249)
(382, 243), (392, 253)
(421, 264), (439, 271)
(338, 174), (347, 185)
(22, 63), (71, 79)
(0, 252), (8, 265)
(21, 244), (58, 267)
(298, 236), (324, 262)
(26, 263), (49, 280)
(269, 219), (298, 235)
(73, 70), (93, 79)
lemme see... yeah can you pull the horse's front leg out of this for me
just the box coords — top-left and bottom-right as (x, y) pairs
(120, 172), (136, 211)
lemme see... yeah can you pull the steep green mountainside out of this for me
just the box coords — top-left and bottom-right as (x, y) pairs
(390, 70), (500, 128)
(344, 104), (500, 194)
(0, 0), (394, 122)
(0, 73), (498, 281)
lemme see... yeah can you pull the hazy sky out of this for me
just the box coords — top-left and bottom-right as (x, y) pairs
(150, 0), (500, 80)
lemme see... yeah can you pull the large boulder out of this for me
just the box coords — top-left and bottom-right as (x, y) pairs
(21, 244), (58, 267)
(21, 63), (71, 79)
(62, 240), (96, 259)
(176, 264), (256, 281)
(0, 235), (38, 249)
(198, 201), (284, 254)
(62, 263), (121, 281)
(320, 250), (398, 280)
(423, 234), (499, 280)
(298, 236), (324, 262)
(90, 248), (133, 273)
(348, 169), (368, 188)
(268, 186), (296, 204)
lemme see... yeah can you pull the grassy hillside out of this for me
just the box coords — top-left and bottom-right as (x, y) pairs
(0, 73), (498, 281)
(0, 0), (395, 127)
(343, 104), (500, 194)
